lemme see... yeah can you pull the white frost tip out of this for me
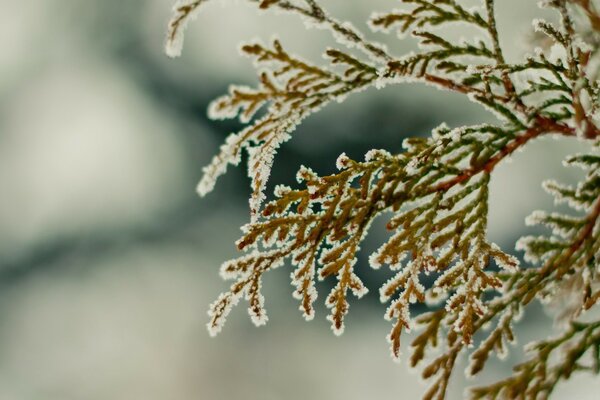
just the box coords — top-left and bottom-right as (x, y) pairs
(332, 325), (345, 336)
(365, 148), (391, 162)
(368, 252), (382, 270)
(525, 210), (545, 226)
(302, 308), (316, 321)
(197, 176), (213, 197)
(432, 122), (450, 140)
(353, 286), (369, 299)
(250, 313), (269, 327)
(207, 324), (220, 337)
(274, 184), (292, 197)
(336, 152), (350, 170)
(327, 315), (345, 336)
(532, 18), (545, 33)
(165, 37), (184, 59)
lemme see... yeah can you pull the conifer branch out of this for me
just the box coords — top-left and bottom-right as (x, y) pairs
(165, 1), (600, 398)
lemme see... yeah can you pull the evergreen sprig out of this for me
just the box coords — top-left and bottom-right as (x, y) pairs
(166, 1), (600, 398)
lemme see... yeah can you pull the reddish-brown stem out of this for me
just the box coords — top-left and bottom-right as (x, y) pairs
(432, 117), (577, 193)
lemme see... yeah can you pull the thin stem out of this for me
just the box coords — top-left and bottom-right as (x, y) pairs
(431, 116), (577, 193)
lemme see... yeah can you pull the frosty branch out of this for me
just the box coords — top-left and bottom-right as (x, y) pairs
(166, 0), (600, 398)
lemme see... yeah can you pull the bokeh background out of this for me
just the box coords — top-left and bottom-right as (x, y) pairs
(1, 0), (598, 399)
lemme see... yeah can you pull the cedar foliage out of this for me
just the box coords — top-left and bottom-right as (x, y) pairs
(166, 0), (600, 398)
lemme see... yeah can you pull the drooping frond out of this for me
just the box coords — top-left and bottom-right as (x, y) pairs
(207, 122), (523, 343)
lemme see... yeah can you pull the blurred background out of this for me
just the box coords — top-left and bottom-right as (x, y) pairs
(0, 0), (598, 399)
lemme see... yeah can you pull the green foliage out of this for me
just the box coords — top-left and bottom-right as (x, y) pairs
(166, 0), (600, 398)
